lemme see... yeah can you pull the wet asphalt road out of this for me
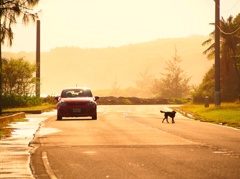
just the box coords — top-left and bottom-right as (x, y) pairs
(0, 111), (56, 179)
(30, 105), (240, 179)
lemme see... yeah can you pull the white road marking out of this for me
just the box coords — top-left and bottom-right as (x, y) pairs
(42, 151), (58, 179)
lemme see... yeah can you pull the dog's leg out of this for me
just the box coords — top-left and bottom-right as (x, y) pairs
(166, 117), (169, 123)
(172, 117), (175, 123)
(162, 118), (165, 123)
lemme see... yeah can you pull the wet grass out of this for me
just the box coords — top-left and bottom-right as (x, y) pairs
(3, 103), (56, 113)
(0, 104), (56, 139)
(0, 116), (27, 139)
(176, 102), (240, 129)
(0, 117), (11, 138)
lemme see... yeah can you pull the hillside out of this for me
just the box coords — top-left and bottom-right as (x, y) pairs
(3, 36), (213, 96)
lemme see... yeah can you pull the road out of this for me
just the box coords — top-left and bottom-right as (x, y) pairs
(30, 105), (240, 179)
(0, 111), (56, 179)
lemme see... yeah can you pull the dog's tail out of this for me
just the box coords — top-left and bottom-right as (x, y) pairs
(160, 110), (165, 113)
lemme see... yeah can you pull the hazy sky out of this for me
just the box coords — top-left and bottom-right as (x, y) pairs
(2, 0), (240, 52)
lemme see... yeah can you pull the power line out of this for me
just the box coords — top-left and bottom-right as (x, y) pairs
(218, 25), (240, 35)
(224, 0), (240, 12)
(228, 0), (239, 11)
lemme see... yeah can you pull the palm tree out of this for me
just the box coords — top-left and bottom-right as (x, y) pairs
(0, 0), (40, 114)
(202, 15), (240, 101)
(202, 25), (215, 60)
(221, 16), (240, 83)
(233, 13), (240, 81)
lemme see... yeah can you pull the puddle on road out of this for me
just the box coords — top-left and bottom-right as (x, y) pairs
(0, 111), (57, 179)
(39, 128), (61, 136)
(9, 110), (59, 138)
(82, 151), (97, 155)
(9, 118), (48, 139)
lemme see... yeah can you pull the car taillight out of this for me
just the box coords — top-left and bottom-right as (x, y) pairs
(59, 101), (67, 106)
(87, 101), (95, 106)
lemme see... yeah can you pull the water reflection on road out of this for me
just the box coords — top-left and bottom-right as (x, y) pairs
(0, 110), (57, 179)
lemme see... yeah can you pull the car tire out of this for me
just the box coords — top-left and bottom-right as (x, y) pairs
(92, 114), (97, 120)
(57, 114), (62, 120)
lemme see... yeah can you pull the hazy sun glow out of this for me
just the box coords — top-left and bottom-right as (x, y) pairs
(2, 0), (240, 52)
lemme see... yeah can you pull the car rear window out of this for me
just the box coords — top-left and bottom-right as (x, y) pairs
(61, 89), (93, 98)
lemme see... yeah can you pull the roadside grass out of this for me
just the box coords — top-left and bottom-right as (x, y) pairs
(177, 102), (240, 129)
(0, 116), (27, 139)
(0, 103), (56, 139)
(3, 103), (56, 113)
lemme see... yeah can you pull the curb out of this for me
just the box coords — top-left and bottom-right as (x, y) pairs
(0, 112), (26, 120)
(2, 107), (56, 115)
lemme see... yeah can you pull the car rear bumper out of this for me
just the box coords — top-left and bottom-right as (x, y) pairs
(57, 106), (97, 117)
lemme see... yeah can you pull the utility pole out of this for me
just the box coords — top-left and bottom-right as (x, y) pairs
(215, 0), (221, 106)
(0, 12), (2, 115)
(36, 20), (40, 97)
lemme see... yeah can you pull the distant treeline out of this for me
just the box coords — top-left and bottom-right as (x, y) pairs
(97, 96), (190, 105)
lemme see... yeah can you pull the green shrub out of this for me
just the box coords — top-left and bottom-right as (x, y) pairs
(168, 98), (190, 104)
(43, 95), (58, 104)
(2, 93), (42, 108)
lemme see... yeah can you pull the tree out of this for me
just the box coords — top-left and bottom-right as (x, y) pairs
(152, 48), (191, 98)
(192, 65), (215, 103)
(202, 14), (240, 101)
(0, 0), (40, 45)
(221, 15), (240, 97)
(135, 67), (154, 98)
(2, 58), (36, 95)
(0, 0), (40, 114)
(109, 77), (121, 96)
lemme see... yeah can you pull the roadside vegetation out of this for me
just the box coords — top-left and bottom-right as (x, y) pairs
(176, 102), (240, 129)
(0, 115), (28, 139)
(173, 13), (240, 129)
(3, 103), (56, 113)
(0, 95), (56, 139)
(193, 14), (240, 103)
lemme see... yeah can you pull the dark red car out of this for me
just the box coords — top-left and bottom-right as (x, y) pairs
(56, 87), (99, 120)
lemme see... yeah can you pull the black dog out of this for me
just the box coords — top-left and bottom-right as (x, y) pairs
(160, 110), (176, 123)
